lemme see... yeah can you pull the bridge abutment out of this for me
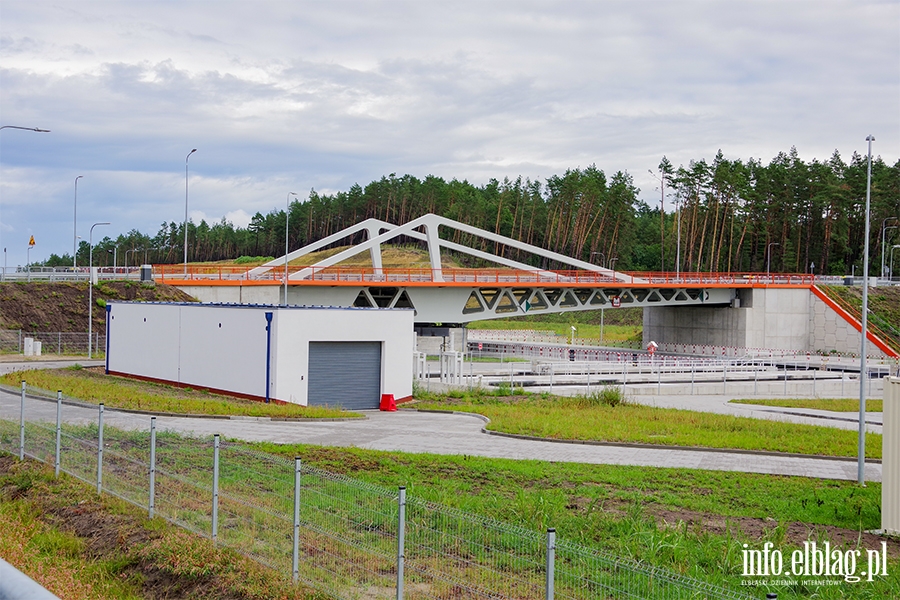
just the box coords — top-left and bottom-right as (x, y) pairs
(644, 287), (890, 357)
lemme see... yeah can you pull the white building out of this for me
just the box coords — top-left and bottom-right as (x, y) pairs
(105, 302), (414, 409)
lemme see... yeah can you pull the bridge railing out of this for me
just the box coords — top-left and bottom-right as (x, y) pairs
(153, 264), (834, 287)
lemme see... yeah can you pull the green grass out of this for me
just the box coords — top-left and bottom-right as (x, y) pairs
(467, 320), (641, 342)
(730, 398), (885, 412)
(0, 367), (359, 419)
(3, 425), (897, 599)
(414, 389), (883, 459)
(0, 457), (323, 599)
(252, 443), (898, 599)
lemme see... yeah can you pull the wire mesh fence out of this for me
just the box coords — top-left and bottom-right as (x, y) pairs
(0, 330), (105, 356)
(0, 383), (754, 600)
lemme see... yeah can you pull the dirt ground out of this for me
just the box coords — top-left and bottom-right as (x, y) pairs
(0, 281), (195, 334)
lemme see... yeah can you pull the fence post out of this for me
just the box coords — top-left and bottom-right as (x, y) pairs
(55, 391), (62, 477)
(97, 403), (104, 494)
(723, 363), (727, 394)
(784, 368), (787, 395)
(149, 417), (157, 519)
(754, 364), (758, 395)
(212, 434), (220, 543)
(19, 381), (25, 460)
(545, 528), (556, 599)
(690, 364), (695, 395)
(58, 332), (61, 355)
(396, 486), (406, 600)
(293, 457), (301, 583)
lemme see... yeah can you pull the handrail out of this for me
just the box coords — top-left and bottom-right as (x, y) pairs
(152, 264), (829, 287)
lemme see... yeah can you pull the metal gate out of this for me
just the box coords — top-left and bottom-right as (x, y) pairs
(308, 342), (382, 410)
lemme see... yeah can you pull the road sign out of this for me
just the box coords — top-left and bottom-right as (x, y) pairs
(28, 235), (35, 246)
(611, 296), (621, 308)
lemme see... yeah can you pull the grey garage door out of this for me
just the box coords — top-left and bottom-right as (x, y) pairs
(308, 342), (382, 410)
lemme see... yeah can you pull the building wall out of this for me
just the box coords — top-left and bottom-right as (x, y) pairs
(106, 302), (413, 405)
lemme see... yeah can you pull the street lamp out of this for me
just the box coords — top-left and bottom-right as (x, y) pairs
(766, 242), (780, 277)
(107, 244), (118, 271)
(74, 176), (83, 268)
(881, 218), (898, 279)
(674, 193), (682, 281)
(184, 149), (197, 276)
(285, 191), (298, 306)
(890, 245), (900, 282)
(648, 169), (665, 271)
(0, 125), (50, 265)
(88, 222), (110, 359)
(858, 134), (874, 486)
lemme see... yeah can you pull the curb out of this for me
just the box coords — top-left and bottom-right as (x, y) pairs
(412, 408), (882, 465)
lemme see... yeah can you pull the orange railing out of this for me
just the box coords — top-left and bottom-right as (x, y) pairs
(153, 264), (829, 288)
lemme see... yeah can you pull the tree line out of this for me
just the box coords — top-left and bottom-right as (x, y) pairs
(45, 148), (899, 276)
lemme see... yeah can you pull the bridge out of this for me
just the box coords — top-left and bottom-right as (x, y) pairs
(156, 213), (822, 325)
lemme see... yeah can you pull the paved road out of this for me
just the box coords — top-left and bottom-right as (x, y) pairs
(1, 387), (882, 483)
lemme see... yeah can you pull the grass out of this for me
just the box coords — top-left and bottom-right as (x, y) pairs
(730, 398), (885, 413)
(413, 388), (883, 459)
(4, 427), (897, 599)
(251, 443), (898, 599)
(0, 456), (324, 599)
(467, 320), (641, 343)
(0, 366), (358, 419)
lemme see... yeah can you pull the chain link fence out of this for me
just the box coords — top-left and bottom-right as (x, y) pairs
(0, 382), (754, 600)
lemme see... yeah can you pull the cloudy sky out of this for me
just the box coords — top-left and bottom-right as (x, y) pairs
(1, 0), (897, 267)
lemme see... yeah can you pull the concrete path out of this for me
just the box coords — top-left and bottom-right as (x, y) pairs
(1, 388), (882, 483)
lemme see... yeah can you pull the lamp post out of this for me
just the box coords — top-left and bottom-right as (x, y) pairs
(107, 245), (118, 272)
(649, 169), (665, 272)
(88, 222), (110, 359)
(0, 126), (50, 266)
(285, 191), (298, 306)
(766, 242), (780, 278)
(890, 245), (900, 282)
(858, 134), (874, 486)
(881, 218), (898, 279)
(73, 176), (83, 268)
(184, 149), (197, 276)
(674, 193), (682, 281)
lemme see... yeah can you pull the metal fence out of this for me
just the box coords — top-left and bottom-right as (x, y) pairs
(0, 330), (105, 356)
(0, 383), (753, 600)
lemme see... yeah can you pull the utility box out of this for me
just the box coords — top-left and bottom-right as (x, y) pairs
(883, 377), (900, 535)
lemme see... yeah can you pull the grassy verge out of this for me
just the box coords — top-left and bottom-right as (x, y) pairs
(467, 320), (640, 343)
(0, 455), (322, 599)
(731, 398), (884, 413)
(414, 388), (883, 459)
(252, 443), (898, 599)
(0, 367), (358, 419)
(4, 435), (897, 599)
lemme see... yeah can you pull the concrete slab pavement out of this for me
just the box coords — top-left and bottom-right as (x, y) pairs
(1, 389), (882, 483)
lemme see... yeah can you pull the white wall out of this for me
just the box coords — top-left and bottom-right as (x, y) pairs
(107, 302), (413, 405)
(271, 307), (414, 404)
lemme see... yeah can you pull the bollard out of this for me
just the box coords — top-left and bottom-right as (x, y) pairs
(19, 381), (26, 461)
(212, 435), (220, 542)
(545, 528), (556, 599)
(149, 417), (157, 518)
(293, 458), (301, 583)
(55, 391), (62, 478)
(97, 404), (104, 494)
(397, 486), (406, 600)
